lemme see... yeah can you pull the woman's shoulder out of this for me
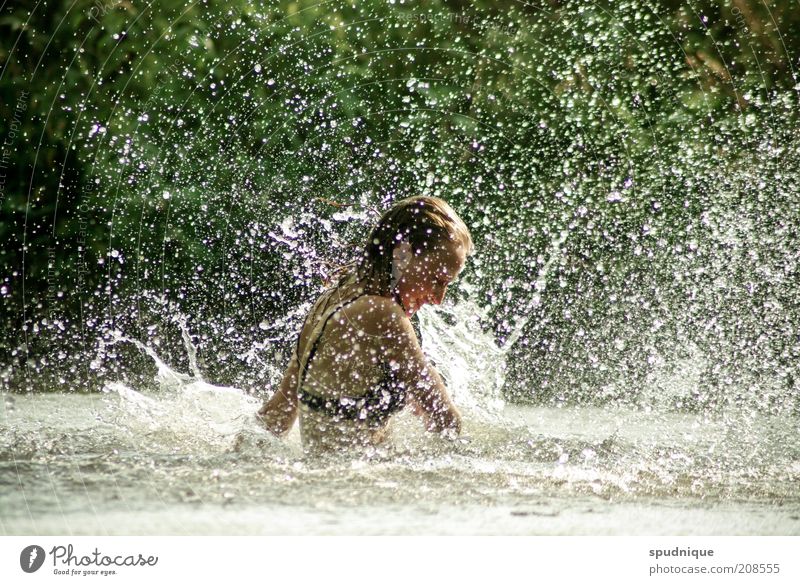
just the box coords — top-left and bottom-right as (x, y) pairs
(341, 293), (403, 319)
(339, 294), (412, 338)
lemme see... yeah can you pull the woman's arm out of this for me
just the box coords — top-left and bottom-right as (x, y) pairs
(257, 354), (300, 436)
(368, 299), (461, 434)
(401, 355), (461, 434)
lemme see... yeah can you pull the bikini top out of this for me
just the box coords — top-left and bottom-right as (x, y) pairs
(294, 283), (422, 426)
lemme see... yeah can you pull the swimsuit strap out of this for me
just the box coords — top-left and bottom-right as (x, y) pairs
(295, 286), (367, 394)
(294, 285), (427, 425)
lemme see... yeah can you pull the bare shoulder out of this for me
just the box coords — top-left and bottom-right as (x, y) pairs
(339, 294), (414, 339)
(343, 296), (430, 383)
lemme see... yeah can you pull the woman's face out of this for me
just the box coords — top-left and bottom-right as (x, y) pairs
(393, 238), (467, 316)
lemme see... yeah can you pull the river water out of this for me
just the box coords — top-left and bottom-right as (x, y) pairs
(2, 291), (799, 536)
(2, 384), (798, 535)
(3, 301), (800, 535)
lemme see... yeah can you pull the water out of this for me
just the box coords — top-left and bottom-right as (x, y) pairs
(2, 307), (798, 535)
(2, 396), (798, 534)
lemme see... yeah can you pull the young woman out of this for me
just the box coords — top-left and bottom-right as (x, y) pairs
(257, 196), (474, 452)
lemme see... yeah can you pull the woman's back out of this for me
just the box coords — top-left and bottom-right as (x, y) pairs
(294, 276), (414, 450)
(296, 280), (391, 401)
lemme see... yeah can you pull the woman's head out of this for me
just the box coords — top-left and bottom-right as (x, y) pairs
(357, 196), (474, 314)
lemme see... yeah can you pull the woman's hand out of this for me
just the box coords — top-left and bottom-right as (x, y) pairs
(257, 393), (297, 436)
(407, 396), (461, 435)
(256, 355), (301, 437)
(424, 402), (462, 436)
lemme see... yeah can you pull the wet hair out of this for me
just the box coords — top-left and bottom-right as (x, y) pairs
(352, 196), (474, 295)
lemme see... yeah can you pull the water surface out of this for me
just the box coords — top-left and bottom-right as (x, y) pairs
(2, 389), (797, 535)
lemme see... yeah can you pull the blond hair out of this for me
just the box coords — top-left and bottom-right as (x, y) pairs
(333, 196), (474, 295)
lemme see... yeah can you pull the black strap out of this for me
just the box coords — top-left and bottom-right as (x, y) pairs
(298, 367), (406, 425)
(296, 290), (423, 423)
(297, 292), (366, 391)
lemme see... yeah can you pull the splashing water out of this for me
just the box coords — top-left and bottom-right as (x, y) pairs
(3, 296), (799, 534)
(502, 229), (570, 350)
(416, 295), (506, 417)
(96, 326), (279, 456)
(100, 291), (511, 453)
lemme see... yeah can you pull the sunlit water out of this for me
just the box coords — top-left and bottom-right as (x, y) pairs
(2, 304), (798, 535)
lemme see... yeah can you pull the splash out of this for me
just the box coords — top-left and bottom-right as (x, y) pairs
(416, 293), (507, 417)
(99, 328), (280, 454)
(503, 229), (570, 350)
(96, 283), (517, 454)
